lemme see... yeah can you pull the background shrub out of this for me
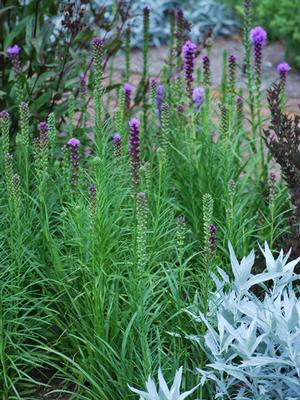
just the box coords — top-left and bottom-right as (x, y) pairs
(220, 0), (300, 68)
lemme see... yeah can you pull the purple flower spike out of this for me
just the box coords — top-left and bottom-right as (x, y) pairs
(156, 84), (164, 116)
(113, 133), (121, 158)
(250, 26), (267, 47)
(129, 118), (140, 188)
(124, 83), (133, 109)
(182, 40), (197, 94)
(202, 55), (211, 86)
(277, 62), (291, 83)
(250, 27), (267, 84)
(228, 54), (237, 93)
(68, 138), (80, 185)
(7, 45), (21, 57)
(192, 87), (204, 112)
(7, 44), (22, 74)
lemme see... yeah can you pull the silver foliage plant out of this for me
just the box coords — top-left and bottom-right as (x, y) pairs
(99, 0), (239, 48)
(128, 367), (199, 400)
(187, 242), (300, 399)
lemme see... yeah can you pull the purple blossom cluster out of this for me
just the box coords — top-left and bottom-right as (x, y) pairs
(129, 118), (140, 188)
(182, 40), (197, 94)
(7, 44), (22, 74)
(124, 83), (133, 110)
(250, 26), (267, 82)
(250, 26), (267, 47)
(277, 62), (291, 83)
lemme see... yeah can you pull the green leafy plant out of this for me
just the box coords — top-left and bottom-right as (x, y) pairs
(0, 1), (298, 399)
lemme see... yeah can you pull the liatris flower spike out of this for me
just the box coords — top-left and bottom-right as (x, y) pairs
(277, 62), (291, 83)
(250, 26), (267, 47)
(228, 54), (237, 94)
(192, 87), (204, 112)
(182, 40), (197, 95)
(7, 45), (21, 73)
(92, 37), (104, 87)
(129, 118), (140, 188)
(250, 26), (267, 82)
(113, 133), (121, 158)
(202, 55), (211, 87)
(0, 111), (10, 155)
(156, 84), (164, 116)
(68, 138), (80, 185)
(124, 83), (133, 110)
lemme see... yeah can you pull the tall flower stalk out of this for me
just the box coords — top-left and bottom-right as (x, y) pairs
(0, 111), (10, 157)
(129, 118), (141, 190)
(142, 6), (150, 133)
(243, 0), (256, 145)
(176, 9), (184, 70)
(169, 9), (176, 76)
(67, 137), (80, 186)
(7, 45), (23, 103)
(221, 50), (228, 104)
(250, 26), (267, 177)
(47, 112), (57, 160)
(92, 37), (104, 153)
(202, 193), (214, 315)
(124, 83), (133, 111)
(161, 103), (170, 164)
(113, 133), (121, 159)
(277, 62), (291, 106)
(115, 89), (125, 134)
(228, 54), (236, 127)
(182, 41), (197, 96)
(35, 121), (49, 183)
(203, 55), (211, 132)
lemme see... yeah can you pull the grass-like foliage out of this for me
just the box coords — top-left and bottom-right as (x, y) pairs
(0, 1), (298, 399)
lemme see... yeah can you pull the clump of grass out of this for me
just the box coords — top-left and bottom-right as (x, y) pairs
(0, 2), (296, 399)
